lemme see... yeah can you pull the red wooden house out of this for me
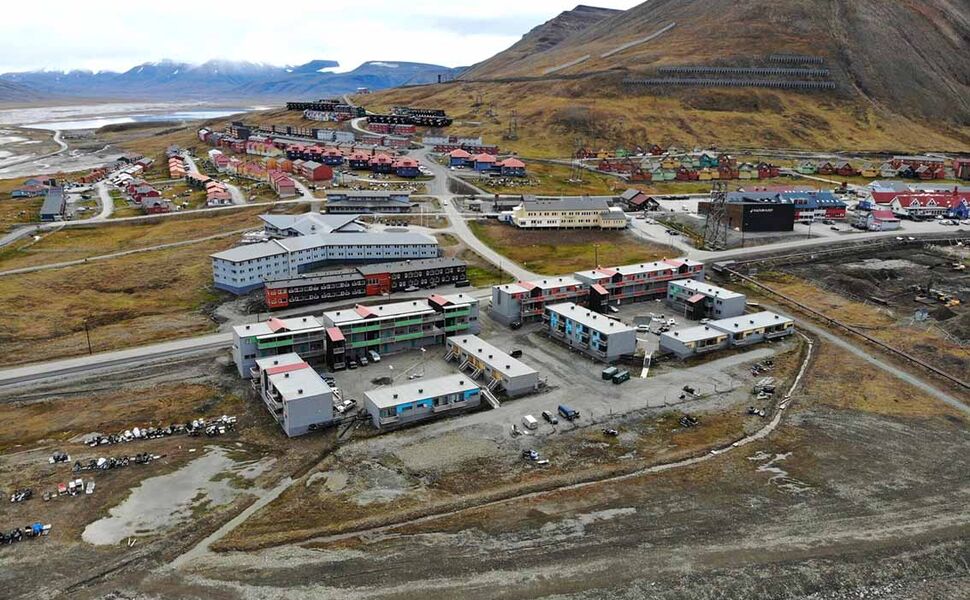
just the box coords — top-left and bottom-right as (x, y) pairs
(818, 162), (836, 176)
(757, 163), (781, 179)
(836, 162), (857, 177)
(675, 165), (698, 181)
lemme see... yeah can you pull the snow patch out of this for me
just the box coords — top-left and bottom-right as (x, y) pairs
(370, 62), (399, 68)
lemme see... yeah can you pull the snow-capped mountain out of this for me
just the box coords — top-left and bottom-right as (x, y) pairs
(0, 59), (460, 101)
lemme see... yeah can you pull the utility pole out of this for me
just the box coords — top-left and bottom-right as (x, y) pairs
(594, 243), (600, 268)
(83, 318), (92, 355)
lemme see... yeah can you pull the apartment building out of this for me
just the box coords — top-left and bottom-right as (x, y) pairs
(264, 269), (366, 310)
(363, 374), (481, 430)
(259, 213), (364, 238)
(232, 316), (327, 378)
(445, 335), (539, 397)
(491, 276), (588, 326)
(263, 257), (468, 310)
(251, 353), (333, 437)
(491, 258), (704, 326)
(666, 279), (747, 320)
(325, 191), (412, 213)
(321, 293), (480, 368)
(211, 231), (439, 294)
(508, 197), (627, 229)
(544, 302), (638, 363)
(660, 311), (795, 358)
(574, 258), (705, 312)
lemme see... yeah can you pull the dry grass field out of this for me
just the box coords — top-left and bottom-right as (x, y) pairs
(0, 207), (265, 272)
(0, 237), (234, 366)
(468, 219), (678, 275)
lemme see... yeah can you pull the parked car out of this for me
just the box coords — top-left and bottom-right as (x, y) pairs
(522, 415), (539, 430)
(612, 370), (631, 384)
(602, 366), (619, 380)
(359, 355), (368, 366)
(347, 360), (358, 370)
(822, 219), (835, 225)
(558, 404), (580, 421)
(636, 324), (650, 332)
(510, 321), (522, 330)
(404, 285), (420, 292)
(335, 399), (357, 414)
(541, 410), (558, 425)
(368, 350), (381, 363)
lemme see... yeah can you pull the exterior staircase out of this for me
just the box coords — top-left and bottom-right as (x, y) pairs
(480, 387), (501, 409)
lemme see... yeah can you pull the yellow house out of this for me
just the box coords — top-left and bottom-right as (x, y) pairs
(510, 197), (627, 229)
(698, 168), (714, 181)
(661, 156), (680, 170)
(860, 163), (878, 178)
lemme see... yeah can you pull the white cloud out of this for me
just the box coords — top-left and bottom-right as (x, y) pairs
(0, 0), (641, 73)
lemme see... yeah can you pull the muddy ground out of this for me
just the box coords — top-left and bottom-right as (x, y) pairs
(0, 326), (967, 599)
(782, 246), (970, 340)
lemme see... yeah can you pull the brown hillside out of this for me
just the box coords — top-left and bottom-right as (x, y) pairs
(459, 5), (622, 80)
(361, 0), (970, 156)
(459, 0), (970, 124)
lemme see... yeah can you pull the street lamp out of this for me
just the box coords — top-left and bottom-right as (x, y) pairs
(593, 243), (600, 268)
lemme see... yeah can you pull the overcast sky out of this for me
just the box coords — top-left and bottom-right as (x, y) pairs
(2, 1), (642, 73)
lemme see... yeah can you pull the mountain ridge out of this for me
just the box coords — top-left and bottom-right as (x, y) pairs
(0, 59), (461, 101)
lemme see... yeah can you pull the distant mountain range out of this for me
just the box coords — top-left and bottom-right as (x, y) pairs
(0, 59), (462, 102)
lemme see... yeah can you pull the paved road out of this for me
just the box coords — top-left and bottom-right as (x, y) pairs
(182, 152), (246, 205)
(94, 181), (114, 220)
(413, 146), (539, 281)
(0, 333), (232, 389)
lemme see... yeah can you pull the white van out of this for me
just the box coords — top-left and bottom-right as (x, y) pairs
(522, 415), (539, 430)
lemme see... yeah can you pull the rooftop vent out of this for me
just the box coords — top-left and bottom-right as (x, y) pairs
(393, 393), (398, 399)
(298, 389), (303, 394)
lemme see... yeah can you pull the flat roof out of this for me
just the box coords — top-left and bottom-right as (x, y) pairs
(265, 269), (363, 290)
(520, 275), (584, 291)
(324, 299), (436, 325)
(520, 197), (610, 212)
(356, 256), (466, 276)
(710, 311), (793, 333)
(254, 352), (305, 370)
(432, 292), (476, 307)
(364, 374), (479, 409)
(212, 240), (287, 262)
(213, 231), (437, 262)
(446, 335), (537, 378)
(267, 363), (331, 401)
(40, 186), (65, 215)
(574, 257), (703, 279)
(233, 315), (325, 338)
(546, 302), (635, 335)
(327, 190), (411, 200)
(661, 325), (728, 344)
(669, 279), (744, 300)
